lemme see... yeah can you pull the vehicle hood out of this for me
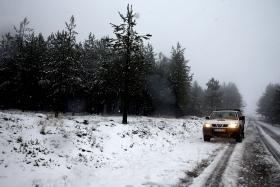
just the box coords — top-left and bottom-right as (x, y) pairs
(204, 119), (238, 124)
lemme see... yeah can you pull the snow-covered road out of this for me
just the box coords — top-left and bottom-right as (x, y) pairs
(255, 120), (280, 164)
(236, 118), (280, 186)
(186, 118), (280, 187)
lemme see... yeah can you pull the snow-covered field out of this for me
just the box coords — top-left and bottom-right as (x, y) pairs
(0, 111), (223, 187)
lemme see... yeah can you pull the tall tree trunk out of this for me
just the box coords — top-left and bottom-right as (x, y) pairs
(122, 48), (130, 124)
(122, 14), (132, 124)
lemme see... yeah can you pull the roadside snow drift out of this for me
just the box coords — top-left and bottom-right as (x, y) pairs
(0, 111), (222, 187)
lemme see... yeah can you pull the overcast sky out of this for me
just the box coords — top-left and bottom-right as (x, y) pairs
(1, 0), (280, 114)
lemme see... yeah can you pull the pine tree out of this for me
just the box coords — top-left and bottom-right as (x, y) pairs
(0, 33), (16, 108)
(168, 43), (192, 117)
(272, 86), (280, 123)
(96, 38), (121, 114)
(45, 16), (84, 116)
(21, 33), (47, 110)
(109, 4), (152, 123)
(0, 18), (34, 109)
(149, 53), (175, 115)
(190, 81), (204, 116)
(129, 44), (155, 115)
(204, 78), (222, 114)
(220, 82), (243, 110)
(257, 84), (279, 122)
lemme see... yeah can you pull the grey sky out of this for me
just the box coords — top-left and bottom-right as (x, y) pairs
(1, 0), (280, 114)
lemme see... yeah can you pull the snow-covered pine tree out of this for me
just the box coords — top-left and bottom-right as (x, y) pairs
(20, 32), (47, 110)
(80, 33), (101, 113)
(94, 37), (120, 114)
(45, 16), (84, 116)
(0, 32), (17, 108)
(0, 18), (38, 110)
(126, 43), (155, 115)
(109, 4), (152, 124)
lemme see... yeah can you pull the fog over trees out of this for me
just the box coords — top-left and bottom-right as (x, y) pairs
(257, 83), (280, 124)
(0, 6), (244, 120)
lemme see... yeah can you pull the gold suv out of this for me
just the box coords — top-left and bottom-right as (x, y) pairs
(203, 109), (245, 143)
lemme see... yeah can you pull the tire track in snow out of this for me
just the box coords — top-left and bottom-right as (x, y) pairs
(254, 120), (280, 165)
(237, 119), (280, 186)
(204, 143), (236, 187)
(255, 121), (280, 144)
(177, 147), (222, 187)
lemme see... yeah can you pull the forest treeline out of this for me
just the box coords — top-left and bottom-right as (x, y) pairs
(0, 16), (243, 117)
(257, 83), (280, 124)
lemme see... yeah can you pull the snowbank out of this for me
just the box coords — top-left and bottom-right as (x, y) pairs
(0, 111), (222, 187)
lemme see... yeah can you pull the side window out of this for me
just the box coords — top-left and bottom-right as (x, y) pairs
(238, 112), (241, 117)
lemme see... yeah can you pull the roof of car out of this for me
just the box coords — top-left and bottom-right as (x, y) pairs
(213, 109), (241, 112)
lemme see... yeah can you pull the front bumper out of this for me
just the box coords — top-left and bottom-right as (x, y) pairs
(203, 127), (240, 138)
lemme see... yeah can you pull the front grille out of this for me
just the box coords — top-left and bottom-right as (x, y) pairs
(212, 124), (228, 128)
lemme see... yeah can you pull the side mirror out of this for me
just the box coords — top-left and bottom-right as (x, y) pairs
(239, 116), (245, 121)
(205, 116), (210, 120)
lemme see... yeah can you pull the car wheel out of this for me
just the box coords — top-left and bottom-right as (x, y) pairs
(204, 135), (211, 142)
(236, 131), (242, 143)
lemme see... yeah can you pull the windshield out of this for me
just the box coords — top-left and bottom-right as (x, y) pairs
(210, 111), (238, 120)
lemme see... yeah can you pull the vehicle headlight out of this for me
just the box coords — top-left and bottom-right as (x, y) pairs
(204, 123), (211, 128)
(228, 123), (239, 128)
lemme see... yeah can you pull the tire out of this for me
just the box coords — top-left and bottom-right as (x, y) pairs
(236, 131), (242, 143)
(204, 135), (211, 142)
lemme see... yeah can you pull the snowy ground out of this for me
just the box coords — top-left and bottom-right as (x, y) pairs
(257, 120), (280, 135)
(0, 111), (224, 187)
(237, 119), (280, 186)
